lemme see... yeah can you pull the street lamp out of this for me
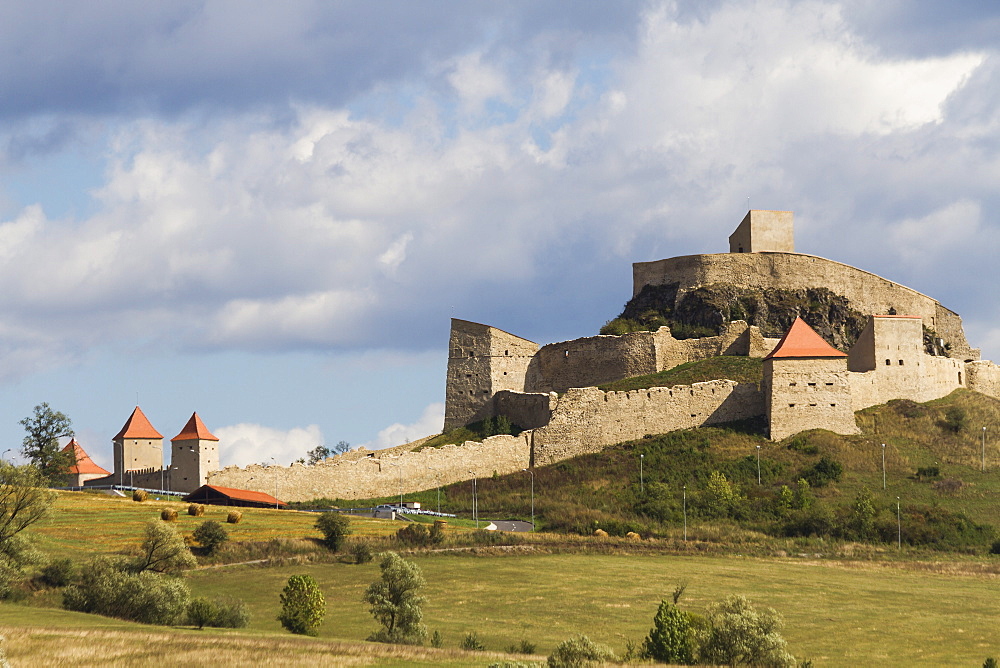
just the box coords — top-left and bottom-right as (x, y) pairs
(1, 449), (10, 464)
(896, 496), (901, 550)
(427, 467), (441, 513)
(756, 445), (761, 485)
(683, 485), (687, 542)
(881, 444), (886, 490)
(522, 468), (535, 532)
(982, 427), (987, 472)
(468, 470), (478, 529)
(639, 454), (644, 493)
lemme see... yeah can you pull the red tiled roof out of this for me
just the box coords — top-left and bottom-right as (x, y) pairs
(171, 412), (219, 442)
(113, 406), (163, 440)
(61, 438), (111, 476)
(201, 485), (285, 506)
(765, 317), (847, 359)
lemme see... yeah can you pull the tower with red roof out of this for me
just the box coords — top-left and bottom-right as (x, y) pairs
(170, 412), (220, 493)
(113, 406), (164, 482)
(61, 438), (111, 486)
(763, 317), (860, 440)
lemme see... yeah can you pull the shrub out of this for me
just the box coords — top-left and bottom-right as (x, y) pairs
(506, 639), (536, 654)
(696, 595), (795, 667)
(63, 556), (191, 625)
(39, 558), (77, 587)
(916, 466), (940, 481)
(941, 405), (967, 433)
(396, 522), (432, 546)
(192, 520), (228, 555)
(278, 574), (326, 636)
(431, 630), (443, 648)
(889, 399), (927, 418)
(161, 508), (178, 522)
(130, 521), (196, 574)
(462, 631), (485, 651)
(641, 599), (695, 664)
(187, 596), (251, 629)
(430, 520), (446, 544)
(132, 489), (148, 502)
(350, 541), (374, 564)
(315, 512), (352, 551)
(800, 457), (843, 488)
(188, 504), (205, 517)
(187, 597), (218, 629)
(547, 634), (616, 667)
(226, 510), (242, 524)
(989, 540), (1000, 556)
(933, 478), (964, 496)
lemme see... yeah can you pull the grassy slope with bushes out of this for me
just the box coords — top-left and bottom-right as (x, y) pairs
(598, 355), (763, 391)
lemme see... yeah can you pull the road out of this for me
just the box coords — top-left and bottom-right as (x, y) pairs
(489, 520), (534, 532)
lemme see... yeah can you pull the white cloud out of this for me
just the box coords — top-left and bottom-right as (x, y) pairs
(215, 423), (324, 467)
(360, 403), (444, 450)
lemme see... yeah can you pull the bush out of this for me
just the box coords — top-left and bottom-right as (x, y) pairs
(315, 512), (352, 551)
(547, 634), (616, 667)
(278, 574), (325, 636)
(187, 596), (251, 629)
(942, 406), (967, 433)
(226, 510), (243, 524)
(130, 521), (196, 574)
(132, 490), (148, 502)
(800, 457), (843, 488)
(642, 599), (695, 664)
(431, 630), (443, 648)
(506, 639), (537, 654)
(916, 466), (940, 481)
(39, 558), (76, 588)
(462, 631), (485, 651)
(192, 520), (228, 555)
(188, 504), (205, 517)
(63, 556), (191, 625)
(396, 522), (432, 547)
(187, 597), (218, 629)
(350, 541), (374, 564)
(696, 595), (795, 667)
(161, 508), (178, 522)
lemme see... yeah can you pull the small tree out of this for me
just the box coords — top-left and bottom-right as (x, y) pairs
(847, 487), (877, 541)
(278, 574), (326, 636)
(63, 556), (191, 625)
(315, 512), (352, 551)
(19, 403), (74, 481)
(130, 521), (196, 574)
(547, 635), (616, 667)
(187, 597), (218, 629)
(0, 464), (55, 595)
(307, 445), (332, 465)
(697, 595), (795, 667)
(364, 551), (428, 644)
(642, 599), (695, 664)
(192, 520), (228, 555)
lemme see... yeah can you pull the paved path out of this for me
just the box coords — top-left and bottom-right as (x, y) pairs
(490, 520), (534, 532)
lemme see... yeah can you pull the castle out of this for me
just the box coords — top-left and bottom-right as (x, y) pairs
(208, 211), (1000, 501)
(80, 407), (220, 493)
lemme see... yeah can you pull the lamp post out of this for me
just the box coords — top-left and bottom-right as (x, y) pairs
(1, 448), (10, 464)
(881, 444), (886, 490)
(468, 470), (478, 529)
(639, 454), (644, 493)
(896, 496), (901, 550)
(683, 485), (687, 542)
(756, 445), (761, 485)
(982, 427), (987, 472)
(427, 467), (441, 513)
(522, 468), (535, 532)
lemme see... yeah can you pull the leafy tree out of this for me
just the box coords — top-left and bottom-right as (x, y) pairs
(333, 440), (352, 455)
(547, 634), (616, 667)
(315, 512), (352, 551)
(19, 403), (74, 480)
(63, 556), (191, 625)
(847, 487), (877, 541)
(192, 520), (228, 555)
(364, 551), (428, 644)
(306, 445), (331, 465)
(641, 599), (695, 664)
(800, 457), (843, 488)
(187, 597), (218, 629)
(0, 464), (55, 596)
(278, 574), (326, 636)
(130, 521), (196, 574)
(703, 471), (742, 518)
(697, 595), (795, 667)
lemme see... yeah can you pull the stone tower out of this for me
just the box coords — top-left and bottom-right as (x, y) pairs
(170, 412), (220, 493)
(113, 406), (164, 482)
(763, 317), (858, 440)
(729, 210), (795, 253)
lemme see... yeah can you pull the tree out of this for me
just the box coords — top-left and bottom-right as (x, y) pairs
(547, 635), (616, 667)
(306, 445), (331, 465)
(697, 595), (795, 667)
(641, 599), (695, 664)
(315, 512), (351, 551)
(0, 464), (55, 595)
(130, 521), (196, 574)
(278, 574), (326, 636)
(63, 556), (191, 625)
(364, 551), (428, 644)
(192, 520), (228, 555)
(19, 403), (74, 480)
(847, 487), (877, 541)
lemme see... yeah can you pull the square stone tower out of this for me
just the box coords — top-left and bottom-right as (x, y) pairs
(763, 317), (858, 440)
(113, 406), (164, 480)
(170, 412), (220, 493)
(729, 210), (795, 253)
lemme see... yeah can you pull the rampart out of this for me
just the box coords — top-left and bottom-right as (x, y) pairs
(632, 252), (978, 360)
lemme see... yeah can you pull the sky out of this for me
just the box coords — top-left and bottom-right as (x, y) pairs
(2, 0), (999, 471)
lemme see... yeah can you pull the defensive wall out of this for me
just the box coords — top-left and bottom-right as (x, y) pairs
(631, 252), (978, 360)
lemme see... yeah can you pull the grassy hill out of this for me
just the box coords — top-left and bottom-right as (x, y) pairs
(598, 355), (763, 391)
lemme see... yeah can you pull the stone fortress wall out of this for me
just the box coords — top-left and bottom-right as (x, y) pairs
(208, 210), (1000, 502)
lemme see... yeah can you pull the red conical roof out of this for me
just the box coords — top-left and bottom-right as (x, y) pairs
(765, 317), (847, 359)
(113, 406), (163, 440)
(171, 412), (219, 442)
(61, 438), (111, 476)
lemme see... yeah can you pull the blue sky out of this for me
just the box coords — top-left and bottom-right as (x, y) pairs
(2, 0), (999, 470)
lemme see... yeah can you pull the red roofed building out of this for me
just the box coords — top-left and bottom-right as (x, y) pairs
(763, 317), (859, 440)
(184, 484), (286, 509)
(113, 406), (164, 481)
(62, 438), (111, 486)
(171, 413), (220, 493)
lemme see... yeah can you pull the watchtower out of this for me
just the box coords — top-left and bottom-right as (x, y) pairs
(170, 412), (220, 493)
(113, 406), (164, 481)
(729, 210), (795, 253)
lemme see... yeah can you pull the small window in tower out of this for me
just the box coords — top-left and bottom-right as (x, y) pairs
(503, 371), (507, 375)
(898, 360), (904, 365)
(564, 350), (569, 358)
(789, 382), (796, 387)
(788, 403), (796, 408)
(959, 372), (963, 384)
(885, 359), (891, 365)
(505, 350), (509, 356)
(809, 403), (817, 407)
(469, 351), (474, 357)
(825, 382), (833, 386)
(830, 403), (837, 407)
(808, 382), (816, 387)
